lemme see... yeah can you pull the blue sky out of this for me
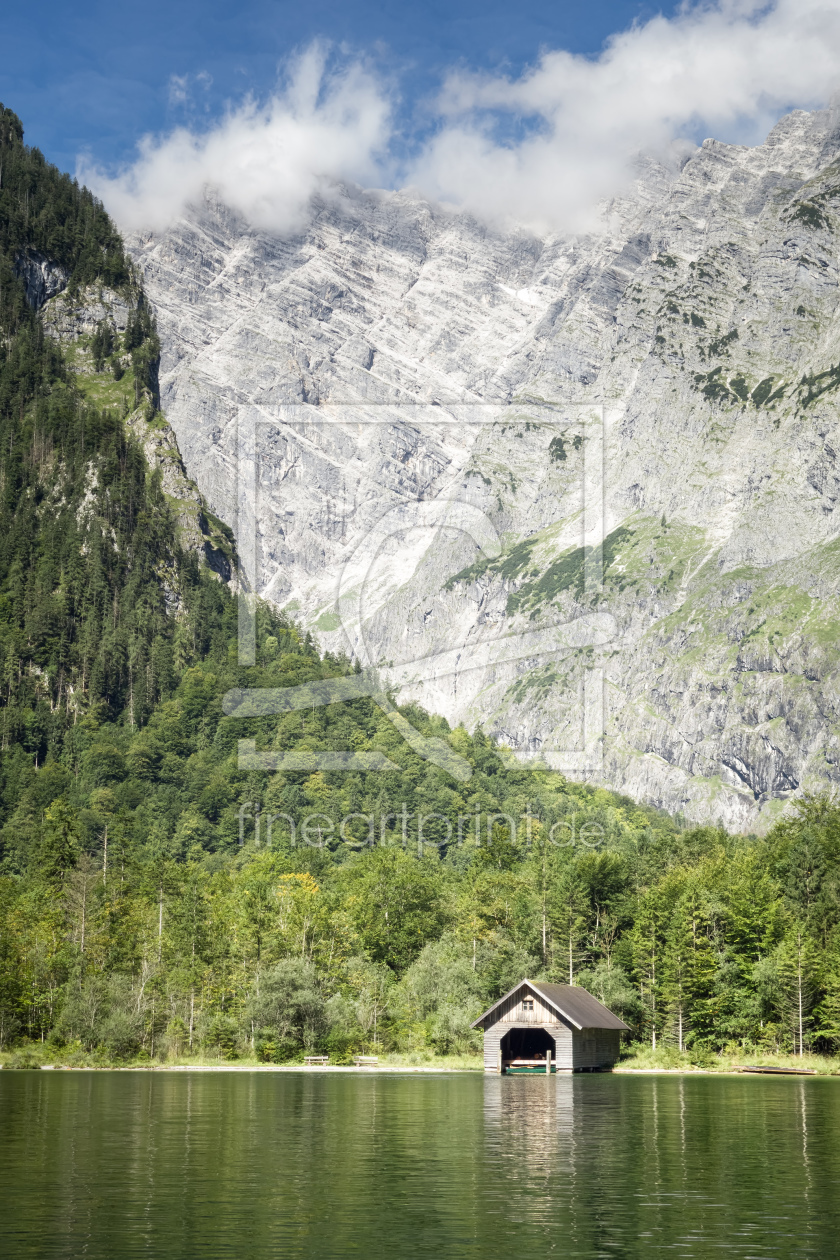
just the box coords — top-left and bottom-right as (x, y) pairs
(6, 1), (840, 237)
(2, 0), (677, 174)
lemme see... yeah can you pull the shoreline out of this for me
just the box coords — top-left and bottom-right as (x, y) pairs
(7, 1063), (836, 1077)
(32, 1063), (478, 1074)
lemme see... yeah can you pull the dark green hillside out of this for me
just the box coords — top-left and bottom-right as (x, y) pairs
(0, 104), (201, 752)
(1, 107), (840, 1070)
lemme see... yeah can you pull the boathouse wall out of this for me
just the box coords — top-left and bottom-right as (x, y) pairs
(481, 1025), (621, 1072)
(571, 1028), (621, 1071)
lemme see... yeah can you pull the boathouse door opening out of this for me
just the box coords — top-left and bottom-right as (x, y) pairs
(501, 1026), (555, 1070)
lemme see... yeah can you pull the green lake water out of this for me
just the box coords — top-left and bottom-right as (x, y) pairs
(2, 1071), (839, 1258)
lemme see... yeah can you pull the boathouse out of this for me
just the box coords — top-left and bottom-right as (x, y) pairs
(472, 979), (629, 1073)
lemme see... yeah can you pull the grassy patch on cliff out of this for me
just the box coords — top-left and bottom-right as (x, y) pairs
(507, 662), (569, 703)
(445, 516), (708, 617)
(60, 337), (139, 411)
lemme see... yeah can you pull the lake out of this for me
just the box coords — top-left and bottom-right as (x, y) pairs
(1, 1070), (839, 1258)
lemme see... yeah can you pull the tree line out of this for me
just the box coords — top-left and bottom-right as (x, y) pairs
(2, 614), (839, 1063)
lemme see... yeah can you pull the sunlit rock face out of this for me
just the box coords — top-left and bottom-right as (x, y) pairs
(129, 106), (840, 829)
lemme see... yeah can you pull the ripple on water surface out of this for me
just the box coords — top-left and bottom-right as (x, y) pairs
(1, 1071), (838, 1258)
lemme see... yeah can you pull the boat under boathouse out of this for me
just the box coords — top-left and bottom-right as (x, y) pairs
(472, 979), (630, 1073)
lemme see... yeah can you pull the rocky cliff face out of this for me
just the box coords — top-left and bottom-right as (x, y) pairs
(128, 106), (840, 829)
(42, 283), (238, 585)
(14, 249), (70, 309)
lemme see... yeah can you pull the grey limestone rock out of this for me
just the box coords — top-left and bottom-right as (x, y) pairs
(42, 283), (130, 342)
(14, 250), (69, 310)
(127, 107), (840, 829)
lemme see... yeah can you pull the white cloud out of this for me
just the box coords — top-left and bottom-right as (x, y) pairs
(167, 71), (214, 110)
(412, 0), (840, 232)
(167, 75), (190, 107)
(82, 45), (391, 235)
(84, 2), (840, 238)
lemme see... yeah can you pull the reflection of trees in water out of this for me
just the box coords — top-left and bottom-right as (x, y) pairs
(4, 1074), (839, 1256)
(481, 1076), (836, 1256)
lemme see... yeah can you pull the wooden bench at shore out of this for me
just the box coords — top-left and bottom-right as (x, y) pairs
(353, 1055), (379, 1067)
(304, 1056), (329, 1066)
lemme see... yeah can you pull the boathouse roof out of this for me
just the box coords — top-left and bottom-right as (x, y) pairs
(471, 979), (630, 1032)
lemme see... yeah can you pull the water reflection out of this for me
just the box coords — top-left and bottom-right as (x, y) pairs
(799, 1080), (811, 1204)
(483, 1074), (641, 1251)
(480, 1073), (839, 1258)
(1, 1073), (839, 1259)
(483, 1075), (578, 1176)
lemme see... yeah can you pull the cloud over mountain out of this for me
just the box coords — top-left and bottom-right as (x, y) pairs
(85, 1), (840, 236)
(81, 44), (391, 235)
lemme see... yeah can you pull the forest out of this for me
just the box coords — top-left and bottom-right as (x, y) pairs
(1, 103), (839, 1069)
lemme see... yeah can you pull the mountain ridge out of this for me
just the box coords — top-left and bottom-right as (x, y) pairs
(129, 104), (840, 829)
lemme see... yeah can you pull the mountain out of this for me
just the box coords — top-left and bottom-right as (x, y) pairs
(6, 102), (840, 1067)
(0, 105), (674, 1057)
(128, 106), (840, 830)
(2, 96), (674, 926)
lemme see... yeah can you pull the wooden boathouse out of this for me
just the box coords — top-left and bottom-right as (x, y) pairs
(472, 979), (629, 1073)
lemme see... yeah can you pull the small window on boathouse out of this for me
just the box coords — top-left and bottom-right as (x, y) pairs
(522, 998), (534, 1010)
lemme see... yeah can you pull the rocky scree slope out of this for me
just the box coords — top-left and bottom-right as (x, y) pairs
(129, 107), (840, 829)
